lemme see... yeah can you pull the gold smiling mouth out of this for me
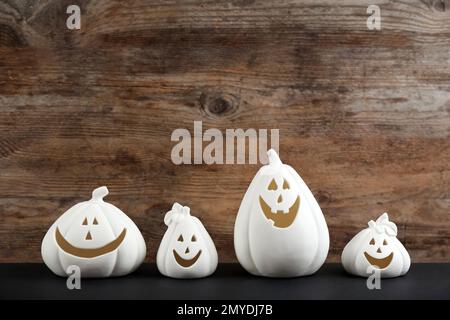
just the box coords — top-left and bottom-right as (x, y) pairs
(173, 249), (202, 268)
(55, 227), (127, 258)
(259, 196), (300, 228)
(364, 252), (394, 269)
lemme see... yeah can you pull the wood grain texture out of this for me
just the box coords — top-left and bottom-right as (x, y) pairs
(0, 0), (449, 263)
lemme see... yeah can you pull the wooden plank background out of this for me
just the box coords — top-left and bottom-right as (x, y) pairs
(0, 0), (449, 263)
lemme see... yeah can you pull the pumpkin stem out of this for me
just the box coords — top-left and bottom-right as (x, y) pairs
(92, 186), (109, 201)
(267, 149), (282, 165)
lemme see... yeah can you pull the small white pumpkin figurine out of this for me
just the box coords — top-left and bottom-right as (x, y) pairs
(157, 203), (218, 279)
(234, 149), (329, 277)
(341, 213), (410, 278)
(41, 186), (146, 278)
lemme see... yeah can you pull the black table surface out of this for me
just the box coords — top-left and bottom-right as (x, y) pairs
(1, 263), (449, 300)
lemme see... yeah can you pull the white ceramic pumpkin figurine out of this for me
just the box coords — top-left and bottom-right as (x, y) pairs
(341, 213), (410, 278)
(41, 186), (146, 278)
(157, 203), (218, 279)
(234, 149), (329, 277)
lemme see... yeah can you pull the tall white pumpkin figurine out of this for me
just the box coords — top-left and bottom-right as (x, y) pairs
(341, 213), (410, 278)
(41, 186), (146, 278)
(157, 203), (218, 278)
(234, 149), (329, 277)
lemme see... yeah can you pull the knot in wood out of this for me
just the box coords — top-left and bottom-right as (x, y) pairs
(199, 92), (239, 118)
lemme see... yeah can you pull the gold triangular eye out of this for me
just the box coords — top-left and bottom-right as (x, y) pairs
(82, 218), (88, 225)
(93, 218), (98, 225)
(177, 235), (184, 242)
(383, 239), (388, 245)
(268, 179), (277, 190)
(283, 179), (290, 189)
(191, 235), (197, 242)
(369, 238), (375, 245)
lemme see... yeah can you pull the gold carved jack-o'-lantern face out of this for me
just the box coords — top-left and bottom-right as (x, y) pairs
(55, 215), (127, 258)
(259, 176), (300, 228)
(363, 236), (394, 269)
(173, 233), (202, 268)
